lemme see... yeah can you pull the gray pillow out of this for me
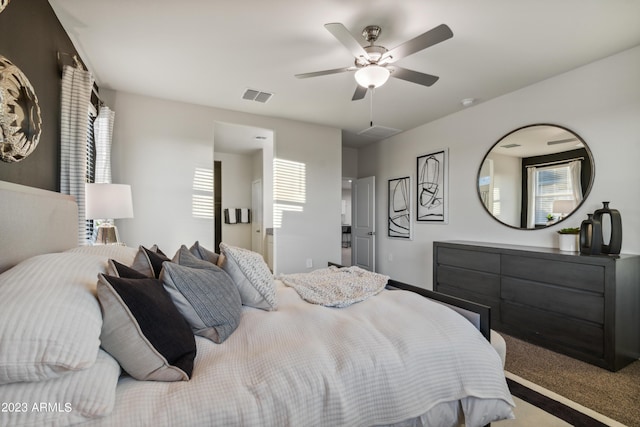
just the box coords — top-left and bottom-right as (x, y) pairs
(162, 248), (242, 343)
(106, 259), (149, 278)
(189, 241), (220, 264)
(173, 244), (216, 269)
(129, 245), (170, 278)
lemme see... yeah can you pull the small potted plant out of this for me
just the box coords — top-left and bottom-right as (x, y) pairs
(557, 227), (580, 252)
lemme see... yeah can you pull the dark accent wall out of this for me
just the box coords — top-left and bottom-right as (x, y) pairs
(0, 0), (80, 191)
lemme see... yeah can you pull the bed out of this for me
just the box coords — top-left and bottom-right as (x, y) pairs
(0, 180), (514, 427)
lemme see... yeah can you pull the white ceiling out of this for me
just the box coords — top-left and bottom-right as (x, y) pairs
(48, 0), (640, 149)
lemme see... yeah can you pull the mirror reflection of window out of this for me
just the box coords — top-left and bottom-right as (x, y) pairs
(492, 187), (501, 217)
(477, 124), (594, 230)
(527, 160), (582, 228)
(478, 158), (493, 211)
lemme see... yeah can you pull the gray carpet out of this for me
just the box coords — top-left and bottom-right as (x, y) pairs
(503, 334), (640, 427)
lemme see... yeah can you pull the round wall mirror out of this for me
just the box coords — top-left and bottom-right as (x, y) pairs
(477, 124), (594, 229)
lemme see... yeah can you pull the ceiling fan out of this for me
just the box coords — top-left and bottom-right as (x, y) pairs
(295, 22), (453, 100)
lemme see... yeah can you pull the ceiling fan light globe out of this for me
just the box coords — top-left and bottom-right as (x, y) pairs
(355, 65), (390, 88)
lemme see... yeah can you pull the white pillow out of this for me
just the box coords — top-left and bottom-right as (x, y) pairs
(219, 242), (277, 311)
(0, 252), (110, 384)
(0, 349), (121, 426)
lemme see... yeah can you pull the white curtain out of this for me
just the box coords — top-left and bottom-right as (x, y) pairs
(60, 64), (94, 245)
(568, 160), (583, 204)
(526, 166), (536, 228)
(525, 159), (583, 228)
(94, 106), (115, 183)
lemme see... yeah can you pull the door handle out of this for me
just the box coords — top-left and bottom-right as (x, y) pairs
(367, 231), (375, 236)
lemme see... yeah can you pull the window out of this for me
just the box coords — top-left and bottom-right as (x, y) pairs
(530, 160), (581, 226)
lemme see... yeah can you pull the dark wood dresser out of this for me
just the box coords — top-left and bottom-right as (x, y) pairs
(433, 240), (640, 371)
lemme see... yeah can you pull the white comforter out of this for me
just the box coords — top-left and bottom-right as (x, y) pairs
(87, 281), (514, 427)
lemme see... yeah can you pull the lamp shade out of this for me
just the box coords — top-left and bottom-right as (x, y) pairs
(85, 183), (134, 220)
(355, 65), (390, 88)
(552, 199), (575, 215)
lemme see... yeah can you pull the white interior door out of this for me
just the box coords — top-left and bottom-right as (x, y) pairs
(353, 176), (375, 271)
(251, 179), (263, 254)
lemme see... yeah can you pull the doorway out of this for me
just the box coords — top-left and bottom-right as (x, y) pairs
(214, 161), (222, 251)
(341, 178), (353, 266)
(213, 122), (274, 267)
(352, 176), (375, 271)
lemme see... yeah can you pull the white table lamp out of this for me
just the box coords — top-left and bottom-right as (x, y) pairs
(85, 183), (134, 244)
(552, 199), (575, 221)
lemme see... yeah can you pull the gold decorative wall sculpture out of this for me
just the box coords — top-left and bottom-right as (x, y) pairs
(0, 55), (42, 163)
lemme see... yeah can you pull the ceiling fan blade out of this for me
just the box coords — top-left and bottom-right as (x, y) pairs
(351, 85), (368, 101)
(381, 24), (453, 64)
(295, 67), (355, 79)
(324, 23), (370, 61)
(391, 66), (439, 87)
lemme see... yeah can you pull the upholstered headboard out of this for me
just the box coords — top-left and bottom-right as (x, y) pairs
(0, 180), (78, 273)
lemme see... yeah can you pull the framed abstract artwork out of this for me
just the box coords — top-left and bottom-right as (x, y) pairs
(416, 149), (448, 223)
(388, 176), (412, 239)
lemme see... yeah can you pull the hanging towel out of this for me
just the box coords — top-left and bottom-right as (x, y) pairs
(224, 208), (237, 224)
(239, 208), (251, 223)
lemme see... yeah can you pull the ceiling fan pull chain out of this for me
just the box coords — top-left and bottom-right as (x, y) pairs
(370, 86), (374, 127)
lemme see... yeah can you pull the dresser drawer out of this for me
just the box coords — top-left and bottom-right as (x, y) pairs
(436, 247), (500, 274)
(502, 255), (605, 293)
(501, 277), (604, 324)
(436, 265), (500, 297)
(502, 301), (604, 358)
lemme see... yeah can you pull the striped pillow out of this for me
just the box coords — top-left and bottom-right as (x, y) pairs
(0, 253), (108, 384)
(162, 247), (242, 343)
(0, 350), (121, 426)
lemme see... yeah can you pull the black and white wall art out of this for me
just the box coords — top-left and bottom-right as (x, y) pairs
(388, 176), (412, 239)
(416, 149), (448, 223)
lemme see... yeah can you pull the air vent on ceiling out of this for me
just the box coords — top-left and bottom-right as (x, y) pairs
(501, 143), (521, 148)
(242, 88), (273, 103)
(547, 137), (577, 146)
(358, 125), (402, 139)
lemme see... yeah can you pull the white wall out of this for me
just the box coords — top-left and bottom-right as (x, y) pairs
(488, 152), (521, 226)
(342, 146), (358, 178)
(106, 90), (342, 274)
(215, 151), (253, 249)
(358, 46), (640, 289)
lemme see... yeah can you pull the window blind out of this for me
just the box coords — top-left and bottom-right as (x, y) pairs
(533, 163), (573, 225)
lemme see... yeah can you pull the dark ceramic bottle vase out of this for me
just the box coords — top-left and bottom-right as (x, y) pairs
(593, 201), (622, 255)
(580, 213), (602, 255)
